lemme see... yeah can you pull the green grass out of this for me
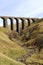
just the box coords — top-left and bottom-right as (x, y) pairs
(0, 19), (43, 65)
(0, 30), (28, 59)
(0, 27), (28, 65)
(25, 49), (43, 65)
(0, 53), (25, 65)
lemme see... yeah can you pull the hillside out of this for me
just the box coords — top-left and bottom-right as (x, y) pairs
(0, 28), (27, 65)
(0, 18), (43, 65)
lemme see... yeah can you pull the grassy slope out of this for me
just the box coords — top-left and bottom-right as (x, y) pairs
(0, 19), (43, 65)
(0, 53), (25, 65)
(0, 28), (27, 65)
(26, 49), (43, 65)
(12, 19), (43, 65)
(18, 19), (43, 65)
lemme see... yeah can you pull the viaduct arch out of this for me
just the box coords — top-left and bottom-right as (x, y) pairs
(0, 16), (38, 32)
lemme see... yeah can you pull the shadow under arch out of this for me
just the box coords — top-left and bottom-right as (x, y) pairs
(14, 18), (19, 32)
(26, 19), (30, 26)
(8, 18), (13, 30)
(13, 19), (16, 31)
(20, 18), (25, 30)
(31, 19), (35, 23)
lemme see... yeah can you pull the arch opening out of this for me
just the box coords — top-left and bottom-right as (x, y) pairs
(7, 18), (13, 30)
(13, 19), (17, 31)
(32, 19), (35, 23)
(7, 18), (11, 30)
(19, 19), (22, 31)
(0, 18), (3, 27)
(24, 19), (29, 28)
(20, 18), (25, 30)
(26, 19), (30, 26)
(14, 18), (19, 32)
(0, 17), (6, 27)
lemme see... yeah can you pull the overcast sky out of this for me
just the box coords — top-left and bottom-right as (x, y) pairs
(0, 0), (43, 26)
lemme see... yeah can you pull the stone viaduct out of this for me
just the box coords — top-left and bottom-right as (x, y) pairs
(0, 16), (38, 32)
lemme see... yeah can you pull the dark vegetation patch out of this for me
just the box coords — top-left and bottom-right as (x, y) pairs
(7, 20), (43, 52)
(5, 19), (43, 65)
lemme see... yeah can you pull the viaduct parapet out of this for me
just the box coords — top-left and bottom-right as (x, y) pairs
(0, 16), (38, 32)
